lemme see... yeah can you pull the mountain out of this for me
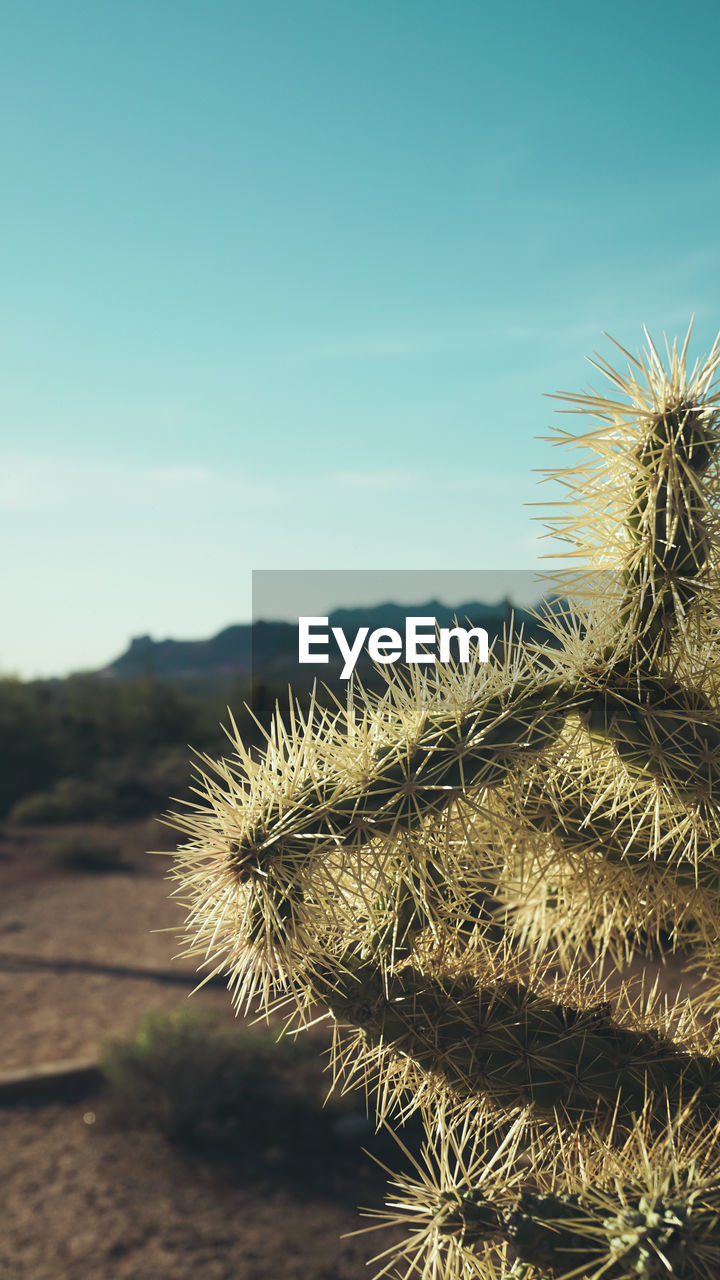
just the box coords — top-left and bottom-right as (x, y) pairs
(103, 625), (255, 680)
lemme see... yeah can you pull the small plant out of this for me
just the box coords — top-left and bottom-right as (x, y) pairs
(40, 832), (130, 873)
(99, 1009), (380, 1178)
(9, 777), (114, 824)
(166, 323), (720, 1277)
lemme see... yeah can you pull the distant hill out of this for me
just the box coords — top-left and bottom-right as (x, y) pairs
(103, 625), (255, 680)
(102, 598), (562, 685)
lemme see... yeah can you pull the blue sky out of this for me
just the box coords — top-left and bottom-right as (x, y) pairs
(2, 1), (720, 676)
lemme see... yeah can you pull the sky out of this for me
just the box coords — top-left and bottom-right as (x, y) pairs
(2, 0), (720, 677)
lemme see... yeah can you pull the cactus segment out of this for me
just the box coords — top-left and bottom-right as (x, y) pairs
(513, 755), (720, 890)
(620, 400), (719, 657)
(545, 324), (720, 659)
(368, 1104), (720, 1280)
(247, 674), (577, 865)
(319, 962), (720, 1126)
(169, 667), (584, 1003)
(582, 673), (720, 802)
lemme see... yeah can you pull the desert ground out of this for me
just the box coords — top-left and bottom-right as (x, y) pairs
(0, 820), (406, 1280)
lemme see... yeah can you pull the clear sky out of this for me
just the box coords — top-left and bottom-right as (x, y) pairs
(3, 1), (720, 677)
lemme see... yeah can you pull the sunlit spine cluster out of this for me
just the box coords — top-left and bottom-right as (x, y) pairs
(167, 323), (720, 1278)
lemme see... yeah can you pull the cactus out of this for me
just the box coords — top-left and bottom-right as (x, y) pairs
(166, 322), (720, 1278)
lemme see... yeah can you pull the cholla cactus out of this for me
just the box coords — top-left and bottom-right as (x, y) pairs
(167, 322), (720, 1278)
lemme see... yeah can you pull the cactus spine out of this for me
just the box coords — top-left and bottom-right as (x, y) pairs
(167, 323), (720, 1278)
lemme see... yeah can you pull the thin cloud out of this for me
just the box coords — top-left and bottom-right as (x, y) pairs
(305, 335), (448, 359)
(0, 453), (536, 523)
(0, 457), (217, 512)
(329, 469), (420, 492)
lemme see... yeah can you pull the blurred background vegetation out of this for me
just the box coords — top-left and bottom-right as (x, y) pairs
(0, 673), (276, 826)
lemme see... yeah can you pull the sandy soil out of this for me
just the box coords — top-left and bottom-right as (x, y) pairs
(0, 821), (235, 1072)
(0, 821), (403, 1280)
(1, 1100), (398, 1280)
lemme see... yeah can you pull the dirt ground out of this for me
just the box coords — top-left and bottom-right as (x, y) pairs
(2, 1099), (404, 1280)
(0, 821), (405, 1280)
(0, 821), (235, 1072)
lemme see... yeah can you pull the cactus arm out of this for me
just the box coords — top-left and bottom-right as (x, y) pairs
(548, 326), (720, 663)
(514, 767), (720, 890)
(584, 674), (720, 803)
(317, 961), (719, 1127)
(223, 674), (580, 877)
(436, 1184), (717, 1280)
(619, 398), (719, 659)
(170, 670), (587, 1001)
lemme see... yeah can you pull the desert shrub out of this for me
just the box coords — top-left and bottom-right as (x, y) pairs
(0, 675), (233, 820)
(8, 752), (199, 825)
(39, 832), (130, 873)
(9, 777), (115, 824)
(99, 1010), (346, 1167)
